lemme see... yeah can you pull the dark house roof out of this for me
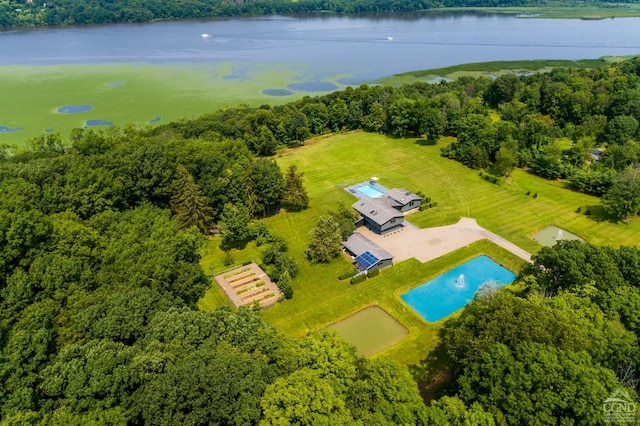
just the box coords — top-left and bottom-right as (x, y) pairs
(588, 149), (603, 161)
(384, 188), (422, 207)
(343, 232), (393, 261)
(351, 198), (404, 226)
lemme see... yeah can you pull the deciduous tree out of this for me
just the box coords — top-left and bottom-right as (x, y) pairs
(361, 101), (386, 133)
(260, 369), (355, 426)
(305, 214), (342, 263)
(457, 342), (629, 425)
(602, 167), (640, 220)
(604, 115), (639, 145)
(492, 139), (518, 177)
(485, 73), (522, 108)
(248, 159), (284, 217)
(218, 202), (252, 247)
(422, 396), (495, 426)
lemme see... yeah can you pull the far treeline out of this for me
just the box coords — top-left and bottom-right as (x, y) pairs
(1, 59), (640, 424)
(1, 0), (637, 28)
(146, 55), (640, 220)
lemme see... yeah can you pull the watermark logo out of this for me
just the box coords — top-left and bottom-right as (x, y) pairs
(604, 389), (637, 423)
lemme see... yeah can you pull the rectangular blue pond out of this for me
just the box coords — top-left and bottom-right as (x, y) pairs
(401, 256), (516, 322)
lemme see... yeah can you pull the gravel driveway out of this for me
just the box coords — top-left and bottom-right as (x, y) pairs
(356, 217), (532, 264)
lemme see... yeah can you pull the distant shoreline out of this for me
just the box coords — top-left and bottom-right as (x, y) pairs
(3, 4), (640, 31)
(440, 5), (640, 19)
(375, 56), (639, 86)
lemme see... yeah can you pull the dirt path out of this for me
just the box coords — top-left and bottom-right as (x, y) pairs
(357, 217), (532, 264)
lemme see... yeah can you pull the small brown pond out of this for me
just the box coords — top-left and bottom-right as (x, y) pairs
(327, 305), (408, 356)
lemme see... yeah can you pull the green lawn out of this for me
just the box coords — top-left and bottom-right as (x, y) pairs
(198, 131), (640, 365)
(0, 62), (343, 146)
(263, 241), (524, 366)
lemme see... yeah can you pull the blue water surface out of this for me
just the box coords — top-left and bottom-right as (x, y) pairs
(358, 184), (384, 198)
(262, 88), (294, 97)
(287, 82), (338, 92)
(401, 255), (516, 322)
(58, 104), (92, 113)
(84, 119), (113, 128)
(0, 125), (23, 133)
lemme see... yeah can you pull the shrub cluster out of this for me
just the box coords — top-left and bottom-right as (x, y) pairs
(366, 269), (380, 278)
(339, 268), (357, 280)
(261, 231), (297, 299)
(482, 174), (500, 184)
(350, 274), (367, 285)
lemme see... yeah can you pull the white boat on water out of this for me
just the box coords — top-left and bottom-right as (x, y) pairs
(387, 36), (394, 40)
(201, 33), (211, 38)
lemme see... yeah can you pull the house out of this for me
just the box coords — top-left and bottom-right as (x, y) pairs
(352, 198), (404, 234)
(343, 232), (393, 272)
(383, 188), (422, 212)
(588, 149), (603, 162)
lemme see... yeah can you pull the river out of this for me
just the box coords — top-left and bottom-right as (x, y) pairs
(2, 12), (640, 80)
(1, 12), (639, 143)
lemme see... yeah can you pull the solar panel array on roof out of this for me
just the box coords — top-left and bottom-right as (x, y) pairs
(355, 251), (379, 270)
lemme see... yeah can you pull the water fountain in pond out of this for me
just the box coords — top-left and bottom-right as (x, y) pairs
(401, 255), (517, 322)
(532, 225), (584, 247)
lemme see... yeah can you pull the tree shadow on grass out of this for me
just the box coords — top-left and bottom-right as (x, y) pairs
(410, 343), (456, 405)
(219, 237), (251, 252)
(415, 139), (437, 146)
(582, 204), (622, 224)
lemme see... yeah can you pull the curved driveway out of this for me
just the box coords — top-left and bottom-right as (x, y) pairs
(357, 217), (532, 264)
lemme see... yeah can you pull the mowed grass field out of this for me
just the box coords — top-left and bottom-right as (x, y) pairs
(198, 131), (640, 365)
(0, 62), (338, 145)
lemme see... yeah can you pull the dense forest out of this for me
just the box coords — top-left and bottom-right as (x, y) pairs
(1, 0), (636, 28)
(3, 55), (640, 423)
(1, 129), (639, 421)
(0, 129), (432, 424)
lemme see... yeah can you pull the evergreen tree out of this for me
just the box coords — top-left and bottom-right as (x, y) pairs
(241, 168), (259, 218)
(170, 164), (214, 233)
(283, 164), (309, 211)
